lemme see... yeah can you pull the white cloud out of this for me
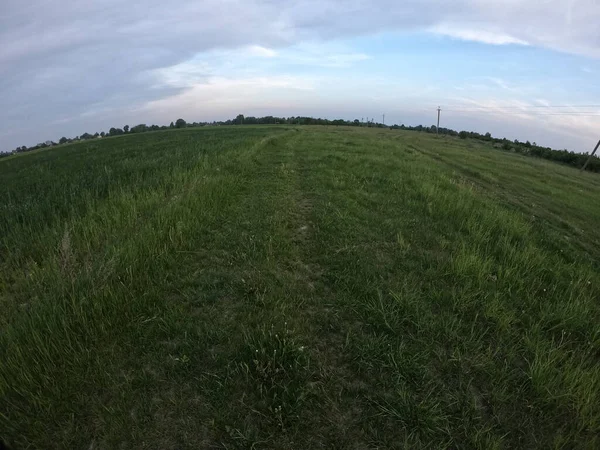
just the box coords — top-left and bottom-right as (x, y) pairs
(152, 61), (213, 88)
(247, 45), (278, 58)
(139, 74), (318, 120)
(464, 0), (600, 58)
(429, 24), (528, 46)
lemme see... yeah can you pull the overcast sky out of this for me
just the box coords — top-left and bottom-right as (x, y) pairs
(2, 0), (600, 152)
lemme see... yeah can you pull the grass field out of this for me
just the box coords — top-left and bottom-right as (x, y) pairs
(1, 126), (600, 449)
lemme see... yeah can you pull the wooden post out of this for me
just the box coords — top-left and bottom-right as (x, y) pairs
(580, 139), (600, 172)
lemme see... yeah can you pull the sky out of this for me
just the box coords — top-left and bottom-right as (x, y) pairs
(2, 0), (600, 153)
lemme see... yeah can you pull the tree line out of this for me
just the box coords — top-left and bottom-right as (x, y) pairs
(389, 124), (600, 172)
(2, 115), (599, 172)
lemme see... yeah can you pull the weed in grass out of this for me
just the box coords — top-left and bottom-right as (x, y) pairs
(237, 322), (313, 428)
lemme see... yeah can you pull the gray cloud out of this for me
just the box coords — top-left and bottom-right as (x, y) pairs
(1, 0), (599, 150)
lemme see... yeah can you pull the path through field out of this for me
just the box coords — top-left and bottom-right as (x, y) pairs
(1, 126), (600, 448)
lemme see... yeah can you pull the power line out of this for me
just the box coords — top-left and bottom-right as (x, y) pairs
(425, 106), (600, 116)
(441, 109), (600, 112)
(439, 111), (600, 116)
(432, 104), (600, 109)
(428, 104), (600, 117)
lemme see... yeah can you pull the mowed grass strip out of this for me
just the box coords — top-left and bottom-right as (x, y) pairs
(1, 126), (599, 448)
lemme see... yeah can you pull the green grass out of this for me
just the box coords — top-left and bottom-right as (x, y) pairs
(1, 126), (600, 449)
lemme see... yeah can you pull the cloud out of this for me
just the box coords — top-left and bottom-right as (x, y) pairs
(274, 43), (371, 68)
(247, 45), (278, 58)
(142, 74), (317, 118)
(462, 0), (600, 58)
(429, 24), (528, 46)
(1, 0), (600, 150)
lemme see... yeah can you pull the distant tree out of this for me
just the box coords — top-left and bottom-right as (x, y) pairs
(235, 114), (244, 125)
(100, 132), (105, 137)
(123, 125), (129, 133)
(459, 131), (468, 139)
(484, 132), (492, 140)
(94, 132), (99, 138)
(175, 118), (187, 128)
(131, 124), (148, 133)
(80, 132), (93, 140)
(170, 121), (175, 128)
(59, 137), (68, 144)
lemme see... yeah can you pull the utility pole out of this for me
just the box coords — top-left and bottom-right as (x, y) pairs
(437, 106), (441, 134)
(580, 139), (600, 172)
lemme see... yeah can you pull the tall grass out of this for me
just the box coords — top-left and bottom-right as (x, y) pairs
(1, 126), (599, 448)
